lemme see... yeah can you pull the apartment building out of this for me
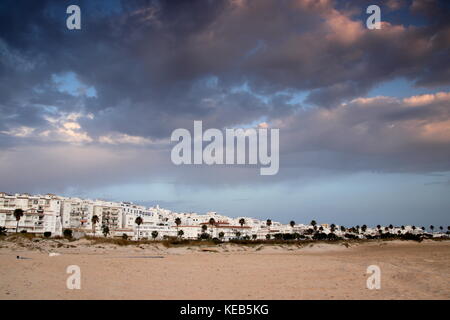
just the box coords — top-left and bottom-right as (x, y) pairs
(93, 201), (123, 234)
(0, 192), (291, 240)
(61, 198), (95, 231)
(7, 192), (433, 242)
(0, 192), (63, 236)
(121, 202), (151, 229)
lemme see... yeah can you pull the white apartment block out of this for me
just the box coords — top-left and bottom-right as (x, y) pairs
(1, 192), (442, 241)
(61, 198), (95, 230)
(92, 201), (123, 234)
(0, 192), (63, 236)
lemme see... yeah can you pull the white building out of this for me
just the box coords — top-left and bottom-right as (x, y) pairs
(0, 192), (63, 236)
(2, 191), (445, 241)
(92, 201), (124, 235)
(61, 198), (95, 231)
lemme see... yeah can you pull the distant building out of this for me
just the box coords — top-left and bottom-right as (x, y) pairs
(0, 192), (63, 236)
(1, 191), (440, 241)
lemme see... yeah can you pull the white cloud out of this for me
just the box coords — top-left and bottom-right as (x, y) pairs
(99, 133), (156, 146)
(403, 92), (450, 106)
(39, 112), (94, 144)
(0, 126), (35, 137)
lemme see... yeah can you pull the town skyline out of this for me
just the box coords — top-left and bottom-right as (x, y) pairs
(1, 0), (450, 229)
(1, 190), (448, 230)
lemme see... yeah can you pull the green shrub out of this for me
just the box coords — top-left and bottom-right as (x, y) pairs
(312, 232), (327, 240)
(199, 232), (210, 240)
(63, 229), (73, 239)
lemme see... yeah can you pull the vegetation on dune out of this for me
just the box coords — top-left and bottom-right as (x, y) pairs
(1, 217), (450, 248)
(102, 225), (110, 237)
(1, 231), (450, 251)
(63, 229), (73, 239)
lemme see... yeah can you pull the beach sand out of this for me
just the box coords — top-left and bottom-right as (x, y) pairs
(1, 239), (449, 299)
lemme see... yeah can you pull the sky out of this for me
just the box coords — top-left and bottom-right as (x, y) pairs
(0, 0), (449, 227)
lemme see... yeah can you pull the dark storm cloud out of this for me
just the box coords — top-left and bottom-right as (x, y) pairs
(2, 0), (449, 136)
(0, 0), (450, 191)
(275, 92), (450, 174)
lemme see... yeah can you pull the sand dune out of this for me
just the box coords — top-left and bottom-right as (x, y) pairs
(0, 238), (449, 299)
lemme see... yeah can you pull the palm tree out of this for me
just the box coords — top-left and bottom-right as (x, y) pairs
(252, 234), (257, 240)
(209, 218), (215, 237)
(265, 219), (272, 239)
(151, 231), (158, 240)
(389, 224), (393, 232)
(177, 229), (184, 239)
(201, 224), (208, 233)
(401, 225), (405, 230)
(91, 215), (99, 237)
(376, 225), (381, 230)
(135, 216), (143, 241)
(361, 225), (367, 233)
(218, 231), (225, 240)
(175, 217), (182, 238)
(310, 220), (317, 227)
(430, 225), (434, 232)
(330, 223), (336, 233)
(13, 209), (24, 233)
(238, 218), (246, 238)
(412, 225), (416, 231)
(439, 226), (443, 231)
(340, 226), (346, 232)
(290, 220), (295, 228)
(235, 231), (241, 239)
(175, 217), (181, 230)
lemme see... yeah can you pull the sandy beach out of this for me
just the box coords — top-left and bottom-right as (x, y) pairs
(1, 238), (449, 300)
